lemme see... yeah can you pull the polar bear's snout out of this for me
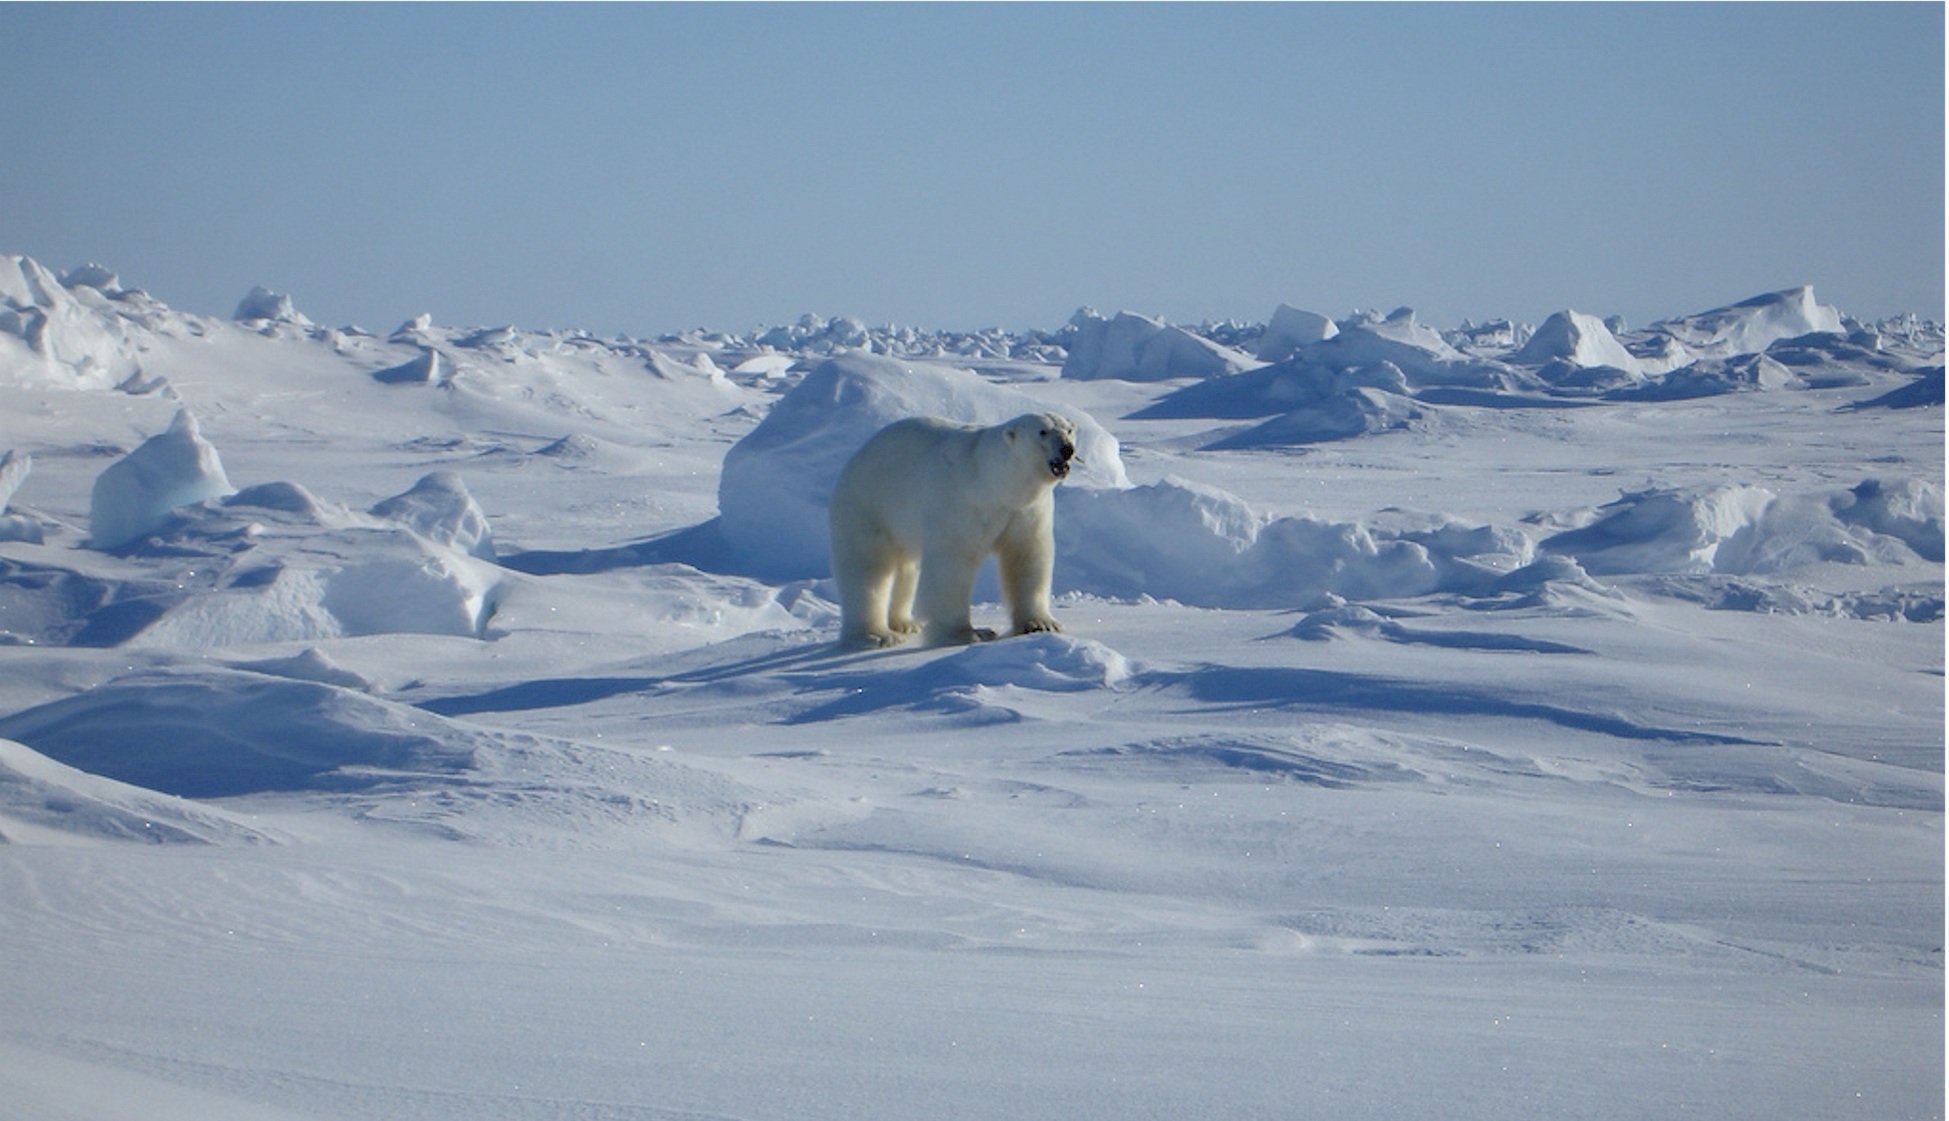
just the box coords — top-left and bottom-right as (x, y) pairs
(1049, 439), (1075, 479)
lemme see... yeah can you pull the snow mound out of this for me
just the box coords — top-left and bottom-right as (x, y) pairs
(1205, 388), (1423, 448)
(229, 646), (373, 691)
(1541, 479), (1944, 576)
(1649, 286), (1843, 359)
(791, 633), (1135, 723)
(1054, 479), (1529, 608)
(83, 473), (507, 648)
(126, 529), (504, 648)
(1835, 478), (1944, 562)
(0, 668), (483, 798)
(916, 633), (1134, 692)
(88, 409), (235, 550)
(1061, 310), (1257, 381)
(0, 254), (145, 390)
(369, 471), (496, 560)
(0, 737), (280, 844)
(1516, 310), (1643, 376)
(1132, 354), (1409, 420)
(716, 352), (1127, 578)
(1845, 367), (1944, 410)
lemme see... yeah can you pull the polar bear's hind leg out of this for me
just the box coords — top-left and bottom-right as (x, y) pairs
(834, 536), (907, 647)
(917, 545), (993, 646)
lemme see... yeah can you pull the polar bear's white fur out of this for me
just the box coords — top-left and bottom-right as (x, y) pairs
(830, 412), (1077, 647)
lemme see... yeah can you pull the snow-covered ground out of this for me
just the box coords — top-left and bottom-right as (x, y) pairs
(0, 254), (1941, 1120)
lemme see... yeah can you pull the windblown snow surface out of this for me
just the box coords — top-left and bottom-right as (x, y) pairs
(0, 254), (1942, 1120)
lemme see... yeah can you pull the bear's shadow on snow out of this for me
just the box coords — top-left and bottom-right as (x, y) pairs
(417, 637), (896, 718)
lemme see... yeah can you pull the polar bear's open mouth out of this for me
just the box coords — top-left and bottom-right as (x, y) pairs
(1049, 456), (1070, 479)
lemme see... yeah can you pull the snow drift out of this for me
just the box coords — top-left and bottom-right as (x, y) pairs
(0, 667), (482, 798)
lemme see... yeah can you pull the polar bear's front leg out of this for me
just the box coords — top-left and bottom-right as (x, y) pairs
(916, 546), (992, 645)
(998, 517), (1061, 636)
(886, 558), (922, 636)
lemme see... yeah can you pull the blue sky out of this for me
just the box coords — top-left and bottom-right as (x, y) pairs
(4, 3), (1942, 336)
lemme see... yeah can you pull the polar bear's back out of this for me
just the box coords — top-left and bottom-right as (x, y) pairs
(831, 417), (980, 537)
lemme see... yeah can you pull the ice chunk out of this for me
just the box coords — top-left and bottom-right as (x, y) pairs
(372, 348), (455, 386)
(0, 449), (28, 510)
(369, 471), (496, 560)
(233, 285), (312, 325)
(1255, 304), (1340, 362)
(58, 263), (121, 293)
(1516, 310), (1643, 375)
(0, 449), (38, 543)
(88, 409), (235, 550)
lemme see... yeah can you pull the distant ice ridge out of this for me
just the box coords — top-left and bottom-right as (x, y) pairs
(0, 254), (151, 390)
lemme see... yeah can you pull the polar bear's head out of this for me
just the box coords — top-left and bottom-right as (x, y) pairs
(1002, 412), (1079, 483)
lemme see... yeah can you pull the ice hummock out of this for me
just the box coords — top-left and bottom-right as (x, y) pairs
(233, 284), (313, 326)
(0, 254), (145, 390)
(87, 409), (235, 550)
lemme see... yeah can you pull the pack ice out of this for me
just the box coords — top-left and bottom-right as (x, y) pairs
(0, 253), (1940, 1121)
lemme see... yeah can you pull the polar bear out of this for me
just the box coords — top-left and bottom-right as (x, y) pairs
(830, 412), (1077, 647)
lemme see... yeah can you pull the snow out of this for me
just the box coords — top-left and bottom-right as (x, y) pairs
(0, 253), (1941, 1121)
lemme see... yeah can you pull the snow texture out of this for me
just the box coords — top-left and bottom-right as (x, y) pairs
(0, 253), (1940, 1121)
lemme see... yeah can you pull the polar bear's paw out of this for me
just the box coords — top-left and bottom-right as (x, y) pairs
(1012, 615), (1064, 637)
(840, 627), (912, 650)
